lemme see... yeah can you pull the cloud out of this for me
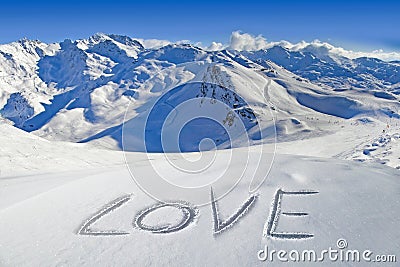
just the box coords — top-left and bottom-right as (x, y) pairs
(228, 31), (271, 51)
(205, 42), (225, 51)
(225, 31), (400, 61)
(136, 32), (400, 61)
(135, 38), (172, 49)
(289, 40), (400, 61)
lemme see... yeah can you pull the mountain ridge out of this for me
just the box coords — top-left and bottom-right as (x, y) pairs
(0, 33), (399, 153)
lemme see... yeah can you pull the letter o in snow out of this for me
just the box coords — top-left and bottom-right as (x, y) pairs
(134, 202), (197, 234)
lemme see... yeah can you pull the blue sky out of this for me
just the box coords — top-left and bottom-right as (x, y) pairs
(1, 0), (399, 52)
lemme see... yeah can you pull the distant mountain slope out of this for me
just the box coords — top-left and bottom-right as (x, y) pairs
(0, 34), (399, 152)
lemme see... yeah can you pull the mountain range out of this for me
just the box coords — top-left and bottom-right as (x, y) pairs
(0, 33), (399, 153)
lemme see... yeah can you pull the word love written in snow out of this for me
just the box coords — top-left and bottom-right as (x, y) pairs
(78, 188), (318, 239)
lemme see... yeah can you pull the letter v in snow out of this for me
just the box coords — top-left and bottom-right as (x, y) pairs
(210, 187), (258, 235)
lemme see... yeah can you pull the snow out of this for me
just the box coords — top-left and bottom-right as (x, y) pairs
(0, 145), (399, 266)
(0, 120), (124, 177)
(0, 34), (399, 266)
(0, 35), (399, 155)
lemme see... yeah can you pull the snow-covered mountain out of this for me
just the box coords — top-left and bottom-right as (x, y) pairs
(1, 34), (400, 266)
(0, 34), (399, 159)
(238, 46), (400, 93)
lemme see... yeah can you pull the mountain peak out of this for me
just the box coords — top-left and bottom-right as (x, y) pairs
(87, 33), (144, 50)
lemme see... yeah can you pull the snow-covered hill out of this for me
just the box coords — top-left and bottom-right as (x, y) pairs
(0, 33), (399, 162)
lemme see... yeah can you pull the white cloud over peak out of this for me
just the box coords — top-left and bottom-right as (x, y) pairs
(135, 39), (191, 49)
(228, 31), (271, 51)
(135, 38), (172, 49)
(205, 42), (225, 51)
(136, 31), (400, 61)
(226, 31), (400, 61)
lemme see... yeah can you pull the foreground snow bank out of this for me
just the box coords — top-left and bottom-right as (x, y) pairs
(0, 148), (398, 266)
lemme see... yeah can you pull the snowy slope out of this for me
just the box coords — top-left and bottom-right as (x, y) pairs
(0, 146), (399, 266)
(0, 118), (124, 177)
